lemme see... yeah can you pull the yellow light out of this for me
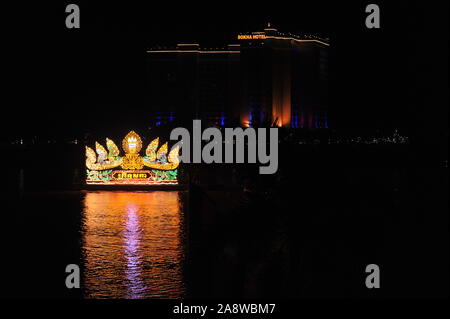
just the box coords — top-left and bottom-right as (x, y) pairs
(237, 34), (266, 40)
(145, 137), (159, 161)
(122, 131), (143, 154)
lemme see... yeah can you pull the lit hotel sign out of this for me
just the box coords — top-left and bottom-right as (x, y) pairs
(85, 131), (179, 185)
(237, 34), (266, 40)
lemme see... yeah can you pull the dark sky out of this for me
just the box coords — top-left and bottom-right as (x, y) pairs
(2, 1), (448, 145)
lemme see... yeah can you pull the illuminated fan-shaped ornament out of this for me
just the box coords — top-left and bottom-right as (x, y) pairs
(156, 142), (168, 160)
(95, 142), (108, 164)
(87, 143), (123, 171)
(168, 145), (180, 164)
(142, 143), (180, 170)
(145, 137), (159, 161)
(106, 138), (120, 158)
(86, 146), (97, 164)
(122, 130), (142, 154)
(95, 142), (108, 157)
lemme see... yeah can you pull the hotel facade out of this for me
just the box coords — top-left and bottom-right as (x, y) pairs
(146, 24), (329, 129)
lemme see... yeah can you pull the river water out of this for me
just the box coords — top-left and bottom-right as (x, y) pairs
(81, 191), (187, 299)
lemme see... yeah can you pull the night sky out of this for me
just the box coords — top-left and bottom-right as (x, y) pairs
(2, 1), (448, 147)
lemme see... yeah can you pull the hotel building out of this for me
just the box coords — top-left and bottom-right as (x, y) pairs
(146, 24), (329, 128)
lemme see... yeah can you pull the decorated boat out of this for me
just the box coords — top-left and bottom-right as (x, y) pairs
(85, 131), (180, 185)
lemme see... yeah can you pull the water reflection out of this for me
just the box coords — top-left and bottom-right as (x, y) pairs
(82, 191), (186, 299)
(124, 203), (145, 298)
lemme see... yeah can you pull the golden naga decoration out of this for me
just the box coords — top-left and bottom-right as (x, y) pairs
(86, 146), (123, 170)
(145, 137), (159, 162)
(95, 142), (108, 157)
(86, 131), (180, 171)
(157, 142), (168, 157)
(106, 138), (120, 159)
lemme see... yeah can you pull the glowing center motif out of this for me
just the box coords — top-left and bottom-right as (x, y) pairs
(127, 137), (138, 152)
(122, 131), (143, 155)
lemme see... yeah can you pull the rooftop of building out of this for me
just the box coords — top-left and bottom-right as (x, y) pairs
(147, 23), (329, 53)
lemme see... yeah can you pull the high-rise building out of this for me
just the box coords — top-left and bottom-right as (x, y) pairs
(146, 24), (329, 128)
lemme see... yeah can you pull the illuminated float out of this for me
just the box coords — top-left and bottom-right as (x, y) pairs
(86, 131), (180, 185)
